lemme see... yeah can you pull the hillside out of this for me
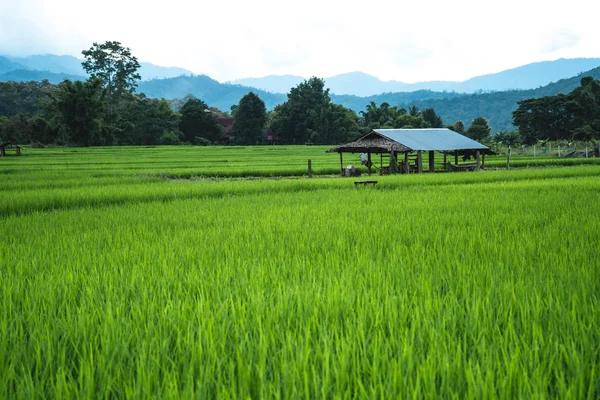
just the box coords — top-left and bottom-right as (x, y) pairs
(137, 75), (287, 111)
(0, 69), (86, 84)
(0, 54), (195, 81)
(0, 56), (26, 75)
(232, 58), (600, 96)
(402, 66), (600, 131)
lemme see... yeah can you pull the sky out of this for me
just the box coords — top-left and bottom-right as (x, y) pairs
(1, 0), (598, 83)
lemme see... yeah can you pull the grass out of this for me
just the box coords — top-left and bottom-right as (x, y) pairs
(1, 146), (599, 398)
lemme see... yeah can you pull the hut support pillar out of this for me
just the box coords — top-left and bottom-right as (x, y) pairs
(429, 150), (435, 172)
(481, 154), (486, 169)
(339, 152), (344, 176)
(475, 151), (481, 170)
(417, 151), (423, 174)
(367, 152), (372, 176)
(454, 152), (459, 166)
(443, 153), (447, 170)
(404, 152), (409, 174)
(380, 153), (383, 171)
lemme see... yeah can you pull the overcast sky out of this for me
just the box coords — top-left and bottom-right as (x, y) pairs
(1, 0), (598, 83)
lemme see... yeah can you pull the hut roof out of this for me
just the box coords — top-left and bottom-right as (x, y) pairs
(326, 132), (410, 153)
(327, 129), (491, 153)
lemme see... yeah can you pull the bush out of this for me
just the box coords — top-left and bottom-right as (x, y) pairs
(194, 136), (212, 146)
(158, 131), (181, 145)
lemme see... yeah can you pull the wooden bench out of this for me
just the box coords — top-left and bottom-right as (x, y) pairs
(354, 180), (378, 186)
(445, 162), (479, 172)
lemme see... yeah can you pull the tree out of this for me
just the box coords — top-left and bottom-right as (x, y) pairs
(82, 41), (141, 98)
(272, 77), (331, 144)
(421, 108), (443, 128)
(232, 92), (266, 145)
(44, 78), (107, 146)
(178, 98), (222, 143)
(394, 114), (426, 129)
(466, 117), (491, 142)
(494, 130), (521, 169)
(116, 95), (181, 145)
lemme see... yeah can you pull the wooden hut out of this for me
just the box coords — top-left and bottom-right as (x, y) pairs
(0, 141), (24, 157)
(327, 128), (493, 175)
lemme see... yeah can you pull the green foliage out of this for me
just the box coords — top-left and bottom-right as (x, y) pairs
(82, 41), (141, 97)
(232, 92), (266, 145)
(421, 107), (444, 128)
(114, 96), (180, 145)
(360, 101), (407, 129)
(44, 78), (107, 146)
(158, 130), (182, 145)
(465, 117), (491, 142)
(270, 77), (360, 144)
(493, 130), (521, 147)
(178, 98), (222, 143)
(513, 77), (600, 144)
(0, 80), (57, 117)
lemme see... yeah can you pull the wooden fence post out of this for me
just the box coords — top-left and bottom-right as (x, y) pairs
(308, 159), (312, 178)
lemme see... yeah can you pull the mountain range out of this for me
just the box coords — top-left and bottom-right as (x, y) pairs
(2, 53), (600, 131)
(0, 54), (194, 82)
(232, 58), (600, 96)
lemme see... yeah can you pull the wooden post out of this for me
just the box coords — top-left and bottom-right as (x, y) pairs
(507, 146), (511, 170)
(308, 159), (312, 178)
(481, 154), (486, 169)
(454, 152), (459, 166)
(475, 151), (480, 170)
(558, 145), (561, 157)
(533, 145), (536, 157)
(404, 152), (409, 174)
(585, 147), (588, 158)
(417, 151), (423, 174)
(339, 152), (344, 176)
(443, 153), (447, 170)
(380, 153), (383, 171)
(428, 150), (435, 172)
(367, 152), (372, 176)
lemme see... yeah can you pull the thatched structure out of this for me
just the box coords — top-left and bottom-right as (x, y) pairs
(327, 129), (492, 175)
(0, 141), (24, 157)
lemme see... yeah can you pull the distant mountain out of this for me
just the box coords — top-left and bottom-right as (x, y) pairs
(456, 58), (600, 93)
(0, 56), (26, 75)
(232, 58), (600, 96)
(402, 66), (600, 132)
(138, 75), (287, 111)
(9, 54), (86, 76)
(231, 75), (305, 94)
(138, 62), (194, 81)
(0, 54), (195, 81)
(0, 69), (85, 84)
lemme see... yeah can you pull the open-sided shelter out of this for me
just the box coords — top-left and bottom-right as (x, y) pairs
(0, 141), (24, 157)
(327, 128), (493, 175)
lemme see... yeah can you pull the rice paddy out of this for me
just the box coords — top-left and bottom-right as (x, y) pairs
(1, 146), (599, 398)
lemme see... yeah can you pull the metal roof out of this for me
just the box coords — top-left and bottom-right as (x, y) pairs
(373, 128), (489, 151)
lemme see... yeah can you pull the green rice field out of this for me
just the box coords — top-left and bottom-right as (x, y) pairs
(1, 146), (599, 398)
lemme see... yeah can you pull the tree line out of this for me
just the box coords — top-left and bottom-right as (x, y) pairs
(513, 77), (600, 145)
(1, 41), (496, 147)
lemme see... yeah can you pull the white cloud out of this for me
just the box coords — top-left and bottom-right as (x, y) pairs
(540, 29), (580, 53)
(0, 0), (598, 82)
